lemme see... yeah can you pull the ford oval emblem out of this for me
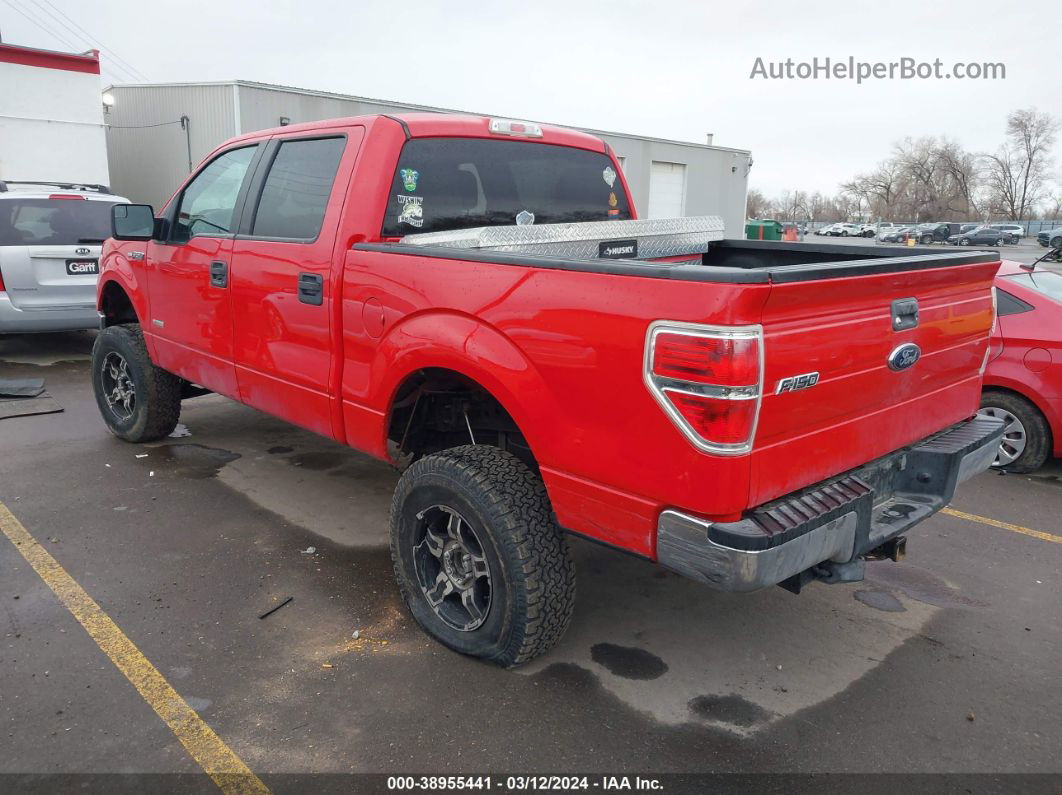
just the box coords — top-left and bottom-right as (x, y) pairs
(888, 342), (921, 371)
(75, 247), (91, 255)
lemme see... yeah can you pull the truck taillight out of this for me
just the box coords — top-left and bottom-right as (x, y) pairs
(0, 268), (5, 292)
(644, 322), (763, 455)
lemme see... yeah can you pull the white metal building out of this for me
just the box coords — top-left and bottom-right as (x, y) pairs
(0, 43), (110, 186)
(103, 81), (752, 233)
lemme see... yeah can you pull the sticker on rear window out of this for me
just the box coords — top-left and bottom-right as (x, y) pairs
(400, 168), (419, 192)
(397, 195), (424, 227)
(516, 210), (535, 226)
(603, 166), (616, 188)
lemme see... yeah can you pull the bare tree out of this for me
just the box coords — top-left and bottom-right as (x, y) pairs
(745, 188), (770, 218)
(984, 108), (1059, 220)
(1043, 192), (1062, 221)
(935, 138), (984, 219)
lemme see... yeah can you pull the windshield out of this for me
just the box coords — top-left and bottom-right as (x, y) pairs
(381, 137), (631, 237)
(1004, 271), (1062, 303)
(0, 198), (120, 246)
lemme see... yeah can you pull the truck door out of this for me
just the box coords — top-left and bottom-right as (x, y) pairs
(145, 144), (262, 398)
(229, 130), (361, 437)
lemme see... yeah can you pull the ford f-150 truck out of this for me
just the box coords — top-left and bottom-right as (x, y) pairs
(93, 114), (1004, 667)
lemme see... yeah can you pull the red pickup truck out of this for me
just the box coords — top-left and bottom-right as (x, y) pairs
(93, 113), (1004, 666)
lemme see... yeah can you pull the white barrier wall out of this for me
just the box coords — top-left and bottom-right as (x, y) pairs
(0, 45), (109, 186)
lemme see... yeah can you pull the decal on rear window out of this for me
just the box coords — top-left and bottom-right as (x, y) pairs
(602, 166), (617, 188)
(397, 195), (424, 227)
(400, 168), (419, 192)
(516, 210), (535, 226)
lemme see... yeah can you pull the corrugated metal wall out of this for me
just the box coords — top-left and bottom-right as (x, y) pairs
(106, 81), (751, 233)
(105, 84), (236, 207)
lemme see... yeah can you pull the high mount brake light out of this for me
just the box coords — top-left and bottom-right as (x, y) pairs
(488, 118), (543, 138)
(48, 194), (86, 200)
(644, 322), (764, 455)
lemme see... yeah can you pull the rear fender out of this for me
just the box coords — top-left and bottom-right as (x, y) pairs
(369, 310), (561, 463)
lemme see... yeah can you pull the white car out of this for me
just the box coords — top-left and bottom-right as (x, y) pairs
(0, 181), (129, 333)
(828, 222), (863, 237)
(988, 224), (1024, 241)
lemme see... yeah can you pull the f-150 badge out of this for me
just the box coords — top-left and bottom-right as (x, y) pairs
(776, 371), (820, 394)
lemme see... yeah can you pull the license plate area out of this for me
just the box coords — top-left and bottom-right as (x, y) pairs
(66, 259), (99, 276)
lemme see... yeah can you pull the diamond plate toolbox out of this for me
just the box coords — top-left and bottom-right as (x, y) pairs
(400, 216), (726, 260)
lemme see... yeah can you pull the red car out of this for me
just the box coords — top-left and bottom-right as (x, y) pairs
(980, 262), (1062, 471)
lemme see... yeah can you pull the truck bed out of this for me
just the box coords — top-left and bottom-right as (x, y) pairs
(360, 237), (999, 283)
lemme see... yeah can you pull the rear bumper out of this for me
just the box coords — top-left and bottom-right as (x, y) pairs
(657, 415), (1005, 592)
(0, 293), (99, 333)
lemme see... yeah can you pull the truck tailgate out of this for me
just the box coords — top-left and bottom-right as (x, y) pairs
(749, 259), (999, 507)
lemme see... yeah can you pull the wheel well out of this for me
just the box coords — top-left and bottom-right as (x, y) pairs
(99, 281), (138, 326)
(386, 368), (536, 471)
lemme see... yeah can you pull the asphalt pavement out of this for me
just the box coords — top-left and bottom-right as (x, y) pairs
(1, 320), (1059, 790)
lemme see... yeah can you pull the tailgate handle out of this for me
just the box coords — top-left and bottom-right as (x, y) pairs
(209, 260), (228, 288)
(891, 298), (919, 330)
(298, 272), (324, 306)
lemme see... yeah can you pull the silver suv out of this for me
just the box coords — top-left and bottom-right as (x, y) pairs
(0, 182), (129, 333)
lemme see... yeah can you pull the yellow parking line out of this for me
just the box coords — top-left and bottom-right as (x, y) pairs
(942, 507), (1062, 544)
(0, 501), (270, 795)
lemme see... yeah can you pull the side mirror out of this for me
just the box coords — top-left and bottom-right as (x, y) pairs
(112, 204), (156, 241)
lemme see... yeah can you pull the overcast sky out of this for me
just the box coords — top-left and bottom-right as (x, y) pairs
(2, 0), (1057, 199)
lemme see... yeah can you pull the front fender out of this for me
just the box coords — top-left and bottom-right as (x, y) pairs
(369, 310), (564, 464)
(98, 243), (153, 355)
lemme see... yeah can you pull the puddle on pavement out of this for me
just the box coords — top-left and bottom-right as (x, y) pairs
(865, 561), (987, 609)
(688, 694), (772, 728)
(590, 643), (668, 680)
(150, 444), (241, 479)
(854, 590), (907, 613)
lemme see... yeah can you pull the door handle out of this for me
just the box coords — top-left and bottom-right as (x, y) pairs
(210, 260), (228, 288)
(891, 297), (919, 330)
(298, 272), (324, 306)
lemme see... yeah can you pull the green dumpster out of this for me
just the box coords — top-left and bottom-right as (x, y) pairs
(745, 219), (783, 241)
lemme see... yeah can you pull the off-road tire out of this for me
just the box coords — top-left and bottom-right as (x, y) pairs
(1051, 236), (1062, 248)
(390, 445), (575, 667)
(91, 323), (182, 442)
(979, 390), (1051, 474)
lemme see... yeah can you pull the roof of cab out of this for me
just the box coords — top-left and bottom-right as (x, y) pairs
(224, 113), (608, 153)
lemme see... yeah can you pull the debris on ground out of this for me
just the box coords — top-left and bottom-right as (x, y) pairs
(351, 630), (360, 640)
(0, 377), (45, 398)
(300, 546), (316, 555)
(135, 454), (148, 459)
(258, 596), (294, 619)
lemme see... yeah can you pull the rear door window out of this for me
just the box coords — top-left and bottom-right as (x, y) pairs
(250, 137), (346, 240)
(382, 137), (631, 237)
(0, 198), (120, 246)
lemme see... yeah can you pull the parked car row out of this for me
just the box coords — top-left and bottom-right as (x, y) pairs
(815, 222), (875, 238)
(873, 222), (1022, 246)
